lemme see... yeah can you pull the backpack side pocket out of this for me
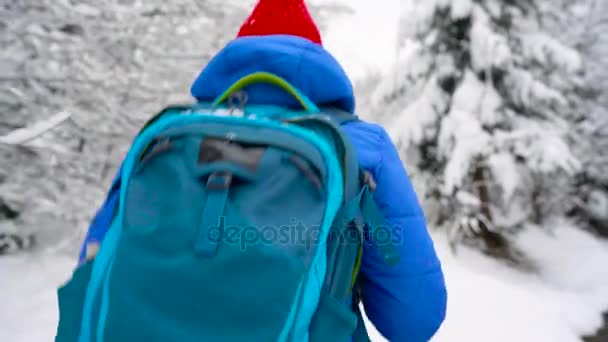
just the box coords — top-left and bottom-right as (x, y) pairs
(56, 260), (94, 342)
(308, 290), (358, 342)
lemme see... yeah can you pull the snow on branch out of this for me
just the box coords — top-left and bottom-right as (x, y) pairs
(520, 33), (583, 73)
(0, 111), (71, 146)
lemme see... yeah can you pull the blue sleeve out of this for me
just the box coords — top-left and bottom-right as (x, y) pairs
(348, 123), (447, 341)
(78, 169), (122, 264)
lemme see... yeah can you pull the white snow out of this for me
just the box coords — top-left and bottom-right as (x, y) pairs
(470, 5), (511, 71)
(450, 0), (473, 20)
(505, 68), (569, 112)
(438, 72), (496, 194)
(388, 78), (446, 147)
(487, 152), (521, 203)
(430, 223), (608, 342)
(0, 253), (75, 342)
(521, 33), (583, 73)
(0, 111), (71, 146)
(439, 106), (491, 194)
(587, 190), (608, 221)
(495, 117), (582, 176)
(309, 0), (404, 81)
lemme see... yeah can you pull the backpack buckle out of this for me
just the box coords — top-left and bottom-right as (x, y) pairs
(228, 91), (248, 116)
(207, 172), (233, 190)
(363, 171), (376, 192)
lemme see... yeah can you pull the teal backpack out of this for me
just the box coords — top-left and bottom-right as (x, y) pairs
(56, 72), (398, 342)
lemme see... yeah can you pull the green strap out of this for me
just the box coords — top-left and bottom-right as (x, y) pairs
(212, 72), (320, 113)
(195, 173), (231, 257)
(350, 245), (363, 290)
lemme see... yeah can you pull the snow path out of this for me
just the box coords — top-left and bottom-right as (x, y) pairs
(0, 253), (75, 342)
(431, 225), (608, 342)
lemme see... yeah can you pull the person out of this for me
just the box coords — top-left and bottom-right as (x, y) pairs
(79, 0), (447, 340)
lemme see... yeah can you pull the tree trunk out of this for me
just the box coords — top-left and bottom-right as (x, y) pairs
(472, 162), (507, 252)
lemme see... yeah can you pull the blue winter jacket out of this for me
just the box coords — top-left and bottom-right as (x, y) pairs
(80, 35), (446, 341)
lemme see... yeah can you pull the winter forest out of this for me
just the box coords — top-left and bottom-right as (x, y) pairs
(1, 0), (607, 341)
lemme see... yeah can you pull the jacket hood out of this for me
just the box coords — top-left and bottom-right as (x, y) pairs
(190, 35), (355, 113)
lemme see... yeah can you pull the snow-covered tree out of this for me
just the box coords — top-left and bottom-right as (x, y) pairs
(370, 0), (590, 260)
(0, 0), (251, 255)
(561, 0), (608, 236)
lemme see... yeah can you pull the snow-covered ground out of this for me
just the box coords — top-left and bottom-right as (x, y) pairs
(2, 1), (608, 341)
(430, 224), (608, 342)
(0, 253), (74, 342)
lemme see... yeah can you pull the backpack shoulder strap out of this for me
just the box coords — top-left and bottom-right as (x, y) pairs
(322, 107), (400, 265)
(321, 107), (361, 126)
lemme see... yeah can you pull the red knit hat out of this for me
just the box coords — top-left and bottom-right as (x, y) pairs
(237, 0), (322, 45)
